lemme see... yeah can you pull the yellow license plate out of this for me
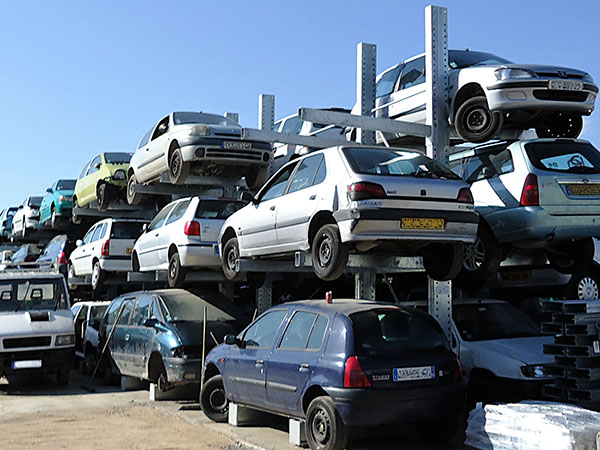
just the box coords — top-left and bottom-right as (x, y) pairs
(126, 248), (133, 255)
(569, 184), (600, 195)
(401, 218), (445, 230)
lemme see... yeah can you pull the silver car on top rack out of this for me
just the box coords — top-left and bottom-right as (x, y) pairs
(219, 146), (478, 282)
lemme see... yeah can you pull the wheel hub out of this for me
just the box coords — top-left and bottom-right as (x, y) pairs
(227, 249), (237, 270)
(209, 389), (227, 411)
(319, 238), (332, 266)
(466, 108), (489, 132)
(463, 238), (485, 271)
(578, 277), (599, 300)
(312, 409), (330, 445)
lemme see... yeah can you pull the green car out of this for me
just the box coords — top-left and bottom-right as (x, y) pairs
(73, 152), (132, 221)
(40, 179), (76, 228)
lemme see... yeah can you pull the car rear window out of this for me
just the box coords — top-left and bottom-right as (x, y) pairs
(195, 200), (244, 220)
(350, 308), (449, 357)
(343, 147), (460, 180)
(28, 197), (43, 207)
(525, 141), (600, 174)
(56, 180), (76, 190)
(450, 145), (514, 183)
(104, 153), (132, 164)
(110, 222), (146, 239)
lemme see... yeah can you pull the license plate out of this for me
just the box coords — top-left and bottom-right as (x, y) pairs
(393, 366), (435, 381)
(549, 80), (583, 91)
(401, 217), (444, 230)
(568, 184), (600, 195)
(223, 141), (252, 150)
(13, 360), (42, 369)
(500, 270), (532, 282)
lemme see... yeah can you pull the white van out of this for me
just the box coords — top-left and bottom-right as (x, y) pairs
(0, 272), (74, 385)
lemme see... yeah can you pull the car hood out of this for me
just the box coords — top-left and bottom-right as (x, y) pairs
(169, 320), (237, 346)
(467, 336), (554, 365)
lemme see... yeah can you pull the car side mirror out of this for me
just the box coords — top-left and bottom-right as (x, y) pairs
(224, 334), (243, 347)
(241, 191), (257, 204)
(76, 239), (83, 247)
(94, 163), (101, 170)
(46, 188), (52, 193)
(143, 318), (160, 328)
(158, 123), (168, 133)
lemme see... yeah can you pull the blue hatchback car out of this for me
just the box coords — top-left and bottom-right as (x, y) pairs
(201, 298), (465, 450)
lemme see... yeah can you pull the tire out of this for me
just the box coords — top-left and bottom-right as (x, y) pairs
(416, 417), (458, 444)
(50, 206), (58, 229)
(21, 225), (27, 239)
(91, 260), (105, 291)
(152, 359), (169, 392)
(462, 227), (502, 276)
(67, 263), (77, 291)
(565, 270), (600, 300)
(547, 238), (595, 274)
(455, 96), (503, 143)
(96, 183), (110, 211)
(168, 147), (190, 185)
(200, 375), (229, 423)
(536, 113), (583, 139)
(72, 197), (82, 225)
(305, 396), (349, 450)
(127, 173), (143, 205)
(132, 252), (140, 272)
(56, 367), (71, 386)
(222, 237), (245, 281)
(311, 224), (349, 281)
(167, 251), (187, 288)
(423, 243), (464, 281)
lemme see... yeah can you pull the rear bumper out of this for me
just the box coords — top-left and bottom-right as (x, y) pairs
(178, 243), (221, 268)
(163, 356), (202, 384)
(324, 381), (465, 426)
(0, 347), (73, 376)
(99, 255), (132, 272)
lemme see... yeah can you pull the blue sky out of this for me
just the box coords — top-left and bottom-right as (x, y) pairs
(1, 0), (599, 208)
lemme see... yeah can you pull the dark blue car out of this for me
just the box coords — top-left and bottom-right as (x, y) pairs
(201, 298), (465, 450)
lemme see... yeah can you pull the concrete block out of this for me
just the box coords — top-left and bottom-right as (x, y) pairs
(120, 375), (146, 391)
(289, 418), (306, 446)
(228, 402), (257, 426)
(149, 382), (199, 401)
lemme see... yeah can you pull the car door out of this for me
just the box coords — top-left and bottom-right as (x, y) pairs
(40, 182), (55, 224)
(81, 223), (106, 275)
(387, 56), (427, 124)
(145, 116), (171, 180)
(136, 203), (177, 270)
(127, 294), (152, 376)
(74, 304), (90, 356)
(158, 199), (191, 266)
(71, 225), (97, 275)
(82, 155), (103, 205)
(224, 309), (288, 408)
(109, 297), (136, 375)
(275, 154), (326, 250)
(265, 311), (329, 413)
(239, 161), (298, 253)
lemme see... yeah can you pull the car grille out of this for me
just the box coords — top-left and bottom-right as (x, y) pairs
(3, 336), (51, 349)
(535, 72), (584, 79)
(214, 131), (242, 138)
(205, 148), (265, 161)
(533, 90), (589, 102)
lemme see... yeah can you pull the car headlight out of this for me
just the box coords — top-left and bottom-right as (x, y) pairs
(495, 68), (536, 80)
(189, 125), (211, 136)
(112, 169), (126, 180)
(55, 334), (75, 346)
(583, 73), (594, 83)
(520, 364), (546, 378)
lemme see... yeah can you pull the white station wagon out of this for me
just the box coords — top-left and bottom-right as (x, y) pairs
(219, 146), (478, 282)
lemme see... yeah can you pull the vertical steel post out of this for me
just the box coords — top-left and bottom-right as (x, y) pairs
(428, 278), (452, 343)
(357, 43), (376, 145)
(256, 272), (273, 314)
(355, 269), (376, 301)
(258, 94), (275, 131)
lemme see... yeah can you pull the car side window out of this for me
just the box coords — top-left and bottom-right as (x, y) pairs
(105, 300), (122, 326)
(87, 155), (102, 175)
(116, 299), (135, 326)
(131, 295), (151, 326)
(259, 163), (298, 202)
(243, 310), (287, 348)
(71, 304), (82, 318)
(398, 56), (425, 91)
(99, 222), (108, 240)
(307, 314), (328, 350)
(138, 128), (153, 149)
(82, 226), (96, 245)
(165, 200), (190, 226)
(148, 204), (176, 231)
(76, 305), (89, 322)
(79, 160), (92, 179)
(279, 311), (317, 350)
(151, 116), (170, 140)
(287, 155), (323, 194)
(91, 224), (103, 242)
(376, 64), (403, 98)
(150, 296), (164, 321)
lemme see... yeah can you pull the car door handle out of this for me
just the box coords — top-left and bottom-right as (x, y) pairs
(154, 233), (159, 237)
(255, 359), (264, 366)
(124, 334), (130, 341)
(269, 206), (276, 211)
(299, 362), (310, 372)
(309, 195), (316, 200)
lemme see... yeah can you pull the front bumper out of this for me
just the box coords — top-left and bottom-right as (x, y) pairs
(0, 347), (73, 376)
(163, 356), (202, 384)
(179, 138), (271, 167)
(325, 381), (465, 427)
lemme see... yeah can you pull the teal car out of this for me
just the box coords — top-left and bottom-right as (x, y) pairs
(40, 179), (76, 228)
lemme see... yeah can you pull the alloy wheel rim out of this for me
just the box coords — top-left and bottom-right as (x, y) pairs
(171, 154), (182, 177)
(227, 247), (238, 271)
(463, 238), (484, 271)
(169, 259), (177, 278)
(92, 265), (99, 286)
(578, 277), (599, 300)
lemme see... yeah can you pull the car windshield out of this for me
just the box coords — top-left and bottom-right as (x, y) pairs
(0, 278), (69, 312)
(195, 200), (245, 220)
(56, 180), (76, 190)
(350, 308), (449, 357)
(448, 50), (512, 69)
(525, 141), (600, 174)
(173, 112), (238, 126)
(453, 302), (541, 341)
(28, 197), (43, 207)
(104, 152), (132, 164)
(343, 147), (461, 180)
(7, 209), (16, 217)
(40, 235), (66, 258)
(159, 291), (235, 322)
(110, 222), (146, 239)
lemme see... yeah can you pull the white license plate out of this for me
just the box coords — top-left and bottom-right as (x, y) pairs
(393, 366), (435, 381)
(549, 79), (583, 91)
(223, 141), (252, 150)
(12, 360), (42, 369)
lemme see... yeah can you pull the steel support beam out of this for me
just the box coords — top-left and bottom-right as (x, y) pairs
(428, 278), (452, 342)
(243, 127), (351, 149)
(356, 42), (376, 145)
(256, 272), (273, 314)
(259, 94), (275, 132)
(355, 268), (376, 301)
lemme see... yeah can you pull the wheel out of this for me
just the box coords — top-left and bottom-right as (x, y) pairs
(168, 147), (190, 185)
(565, 270), (600, 300)
(416, 417), (458, 443)
(56, 367), (71, 386)
(200, 375), (229, 423)
(132, 252), (140, 272)
(423, 243), (464, 281)
(245, 168), (267, 191)
(536, 113), (583, 138)
(50, 206), (58, 228)
(222, 237), (245, 281)
(462, 227), (502, 276)
(305, 396), (349, 450)
(67, 263), (77, 291)
(547, 238), (595, 274)
(167, 251), (187, 288)
(96, 183), (110, 210)
(127, 173), (143, 205)
(311, 224), (349, 281)
(153, 359), (169, 392)
(72, 197), (82, 225)
(21, 225), (27, 239)
(91, 260), (105, 291)
(455, 96), (503, 143)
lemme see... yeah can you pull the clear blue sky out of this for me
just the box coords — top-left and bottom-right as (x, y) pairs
(1, 0), (599, 209)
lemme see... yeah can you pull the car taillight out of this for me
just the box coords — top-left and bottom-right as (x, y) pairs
(348, 182), (387, 201)
(184, 221), (200, 236)
(344, 356), (371, 388)
(457, 187), (473, 204)
(58, 251), (68, 265)
(101, 239), (110, 256)
(520, 174), (539, 206)
(453, 357), (463, 381)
